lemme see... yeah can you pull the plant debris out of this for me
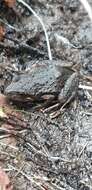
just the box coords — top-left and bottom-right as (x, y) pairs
(0, 0), (92, 189)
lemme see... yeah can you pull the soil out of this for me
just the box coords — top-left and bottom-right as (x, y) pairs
(0, 0), (92, 189)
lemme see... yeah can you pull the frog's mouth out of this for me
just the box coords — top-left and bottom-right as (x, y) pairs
(5, 93), (59, 111)
(6, 92), (37, 101)
(5, 93), (38, 109)
(6, 92), (57, 102)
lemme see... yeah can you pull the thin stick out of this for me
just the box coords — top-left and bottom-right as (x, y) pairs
(77, 142), (88, 159)
(0, 141), (18, 150)
(17, 0), (52, 60)
(0, 18), (20, 32)
(8, 164), (46, 190)
(9, 164), (64, 190)
(79, 0), (92, 22)
(79, 84), (92, 91)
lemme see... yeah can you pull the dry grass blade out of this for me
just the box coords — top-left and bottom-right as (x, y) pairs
(17, 0), (52, 60)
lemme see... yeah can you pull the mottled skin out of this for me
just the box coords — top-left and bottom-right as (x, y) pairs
(5, 60), (79, 105)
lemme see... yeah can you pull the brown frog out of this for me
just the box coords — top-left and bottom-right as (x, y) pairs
(5, 60), (79, 108)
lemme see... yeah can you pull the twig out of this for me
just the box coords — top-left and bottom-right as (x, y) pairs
(8, 164), (46, 190)
(9, 164), (65, 190)
(83, 112), (92, 116)
(17, 0), (52, 60)
(77, 142), (88, 160)
(4, 168), (13, 172)
(0, 150), (15, 158)
(26, 141), (71, 163)
(55, 33), (79, 49)
(79, 180), (92, 189)
(79, 84), (92, 91)
(0, 141), (18, 150)
(0, 134), (11, 139)
(79, 0), (92, 21)
(0, 18), (20, 32)
(43, 103), (59, 113)
(11, 162), (25, 183)
(0, 42), (46, 57)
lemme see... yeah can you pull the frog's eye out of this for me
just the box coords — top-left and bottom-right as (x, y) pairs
(50, 77), (52, 80)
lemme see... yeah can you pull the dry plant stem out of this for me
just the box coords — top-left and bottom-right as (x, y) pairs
(79, 0), (92, 21)
(79, 84), (92, 91)
(27, 142), (71, 163)
(0, 134), (11, 139)
(0, 42), (45, 57)
(0, 141), (18, 150)
(55, 33), (78, 48)
(43, 103), (59, 113)
(0, 18), (37, 33)
(84, 112), (92, 115)
(0, 18), (20, 32)
(11, 162), (25, 184)
(4, 168), (13, 172)
(0, 150), (15, 158)
(77, 142), (88, 160)
(17, 0), (52, 60)
(79, 180), (92, 189)
(9, 164), (63, 190)
(8, 164), (47, 190)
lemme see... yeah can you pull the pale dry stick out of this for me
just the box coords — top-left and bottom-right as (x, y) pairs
(0, 134), (11, 139)
(50, 182), (66, 190)
(4, 168), (13, 172)
(79, 0), (92, 21)
(0, 17), (38, 33)
(42, 103), (59, 113)
(11, 162), (25, 184)
(55, 33), (78, 48)
(49, 95), (73, 119)
(79, 180), (92, 189)
(0, 128), (11, 133)
(0, 18), (20, 32)
(0, 150), (15, 158)
(83, 112), (92, 116)
(79, 84), (92, 91)
(9, 164), (64, 190)
(17, 129), (27, 134)
(8, 164), (48, 190)
(77, 142), (88, 160)
(26, 142), (50, 160)
(0, 141), (18, 150)
(27, 142), (71, 163)
(17, 0), (52, 60)
(26, 142), (48, 158)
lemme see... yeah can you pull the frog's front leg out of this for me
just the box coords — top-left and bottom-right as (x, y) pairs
(43, 72), (79, 112)
(43, 72), (79, 113)
(58, 72), (79, 105)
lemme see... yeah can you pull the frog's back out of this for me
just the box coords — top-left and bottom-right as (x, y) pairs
(5, 63), (63, 96)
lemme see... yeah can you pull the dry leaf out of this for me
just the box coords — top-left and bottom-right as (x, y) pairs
(0, 168), (13, 190)
(0, 94), (8, 107)
(0, 25), (6, 41)
(4, 0), (16, 8)
(0, 94), (9, 118)
(0, 107), (7, 118)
